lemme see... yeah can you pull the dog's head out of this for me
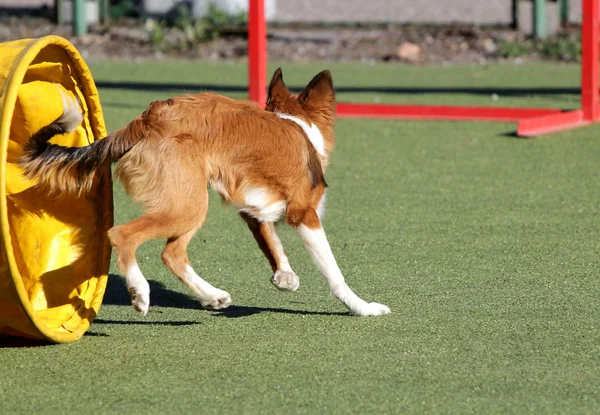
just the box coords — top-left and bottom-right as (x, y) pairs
(265, 68), (336, 160)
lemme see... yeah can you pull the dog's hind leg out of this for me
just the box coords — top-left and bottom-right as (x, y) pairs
(240, 213), (300, 292)
(161, 228), (232, 310)
(160, 187), (231, 310)
(108, 214), (173, 316)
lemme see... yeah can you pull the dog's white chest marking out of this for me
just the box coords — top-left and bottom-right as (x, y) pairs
(276, 112), (325, 156)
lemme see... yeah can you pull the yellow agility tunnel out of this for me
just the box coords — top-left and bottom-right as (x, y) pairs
(0, 35), (113, 343)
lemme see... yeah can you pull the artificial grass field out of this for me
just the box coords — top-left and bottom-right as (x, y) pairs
(1, 60), (600, 414)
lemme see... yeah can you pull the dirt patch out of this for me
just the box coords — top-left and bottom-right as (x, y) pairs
(0, 17), (576, 64)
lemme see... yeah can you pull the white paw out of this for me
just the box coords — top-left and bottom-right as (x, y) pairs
(128, 282), (150, 316)
(200, 289), (232, 310)
(271, 270), (300, 292)
(351, 302), (391, 317)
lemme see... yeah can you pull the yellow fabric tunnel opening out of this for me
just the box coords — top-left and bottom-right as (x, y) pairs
(0, 36), (113, 344)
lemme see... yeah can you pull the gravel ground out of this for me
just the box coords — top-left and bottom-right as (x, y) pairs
(0, 17), (568, 64)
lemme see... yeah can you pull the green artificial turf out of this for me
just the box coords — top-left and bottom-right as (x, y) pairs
(1, 60), (600, 414)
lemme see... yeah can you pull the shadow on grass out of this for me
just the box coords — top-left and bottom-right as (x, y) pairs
(95, 81), (580, 97)
(105, 274), (348, 318)
(500, 131), (524, 139)
(211, 305), (348, 318)
(0, 336), (53, 348)
(103, 274), (202, 310)
(92, 319), (201, 326)
(84, 331), (110, 337)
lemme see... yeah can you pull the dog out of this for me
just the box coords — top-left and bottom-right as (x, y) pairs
(19, 68), (391, 317)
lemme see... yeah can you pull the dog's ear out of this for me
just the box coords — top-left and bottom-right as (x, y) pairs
(266, 68), (290, 104)
(298, 70), (335, 113)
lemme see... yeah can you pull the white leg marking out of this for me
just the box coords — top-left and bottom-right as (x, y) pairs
(182, 265), (232, 310)
(316, 190), (327, 219)
(267, 223), (300, 292)
(297, 224), (391, 316)
(126, 264), (150, 316)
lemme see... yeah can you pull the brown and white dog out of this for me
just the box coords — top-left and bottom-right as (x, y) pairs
(19, 68), (391, 317)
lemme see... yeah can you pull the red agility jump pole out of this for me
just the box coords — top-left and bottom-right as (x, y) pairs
(248, 0), (267, 106)
(248, 0), (600, 137)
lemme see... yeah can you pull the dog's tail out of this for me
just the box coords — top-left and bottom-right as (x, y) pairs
(19, 89), (146, 195)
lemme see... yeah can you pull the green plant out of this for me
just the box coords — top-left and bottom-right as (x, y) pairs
(110, 0), (140, 19)
(145, 3), (248, 52)
(146, 18), (165, 46)
(497, 39), (533, 58)
(204, 3), (247, 27)
(497, 32), (581, 62)
(537, 33), (581, 61)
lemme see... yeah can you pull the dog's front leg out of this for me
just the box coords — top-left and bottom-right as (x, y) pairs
(295, 209), (391, 316)
(240, 212), (300, 291)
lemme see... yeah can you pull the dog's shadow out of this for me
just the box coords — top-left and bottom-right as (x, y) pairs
(104, 274), (203, 310)
(104, 274), (348, 318)
(212, 305), (347, 318)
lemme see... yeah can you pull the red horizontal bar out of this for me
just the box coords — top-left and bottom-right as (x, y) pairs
(336, 102), (563, 122)
(517, 109), (590, 137)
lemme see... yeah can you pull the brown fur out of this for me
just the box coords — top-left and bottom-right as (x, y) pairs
(19, 68), (337, 312)
(109, 91), (329, 225)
